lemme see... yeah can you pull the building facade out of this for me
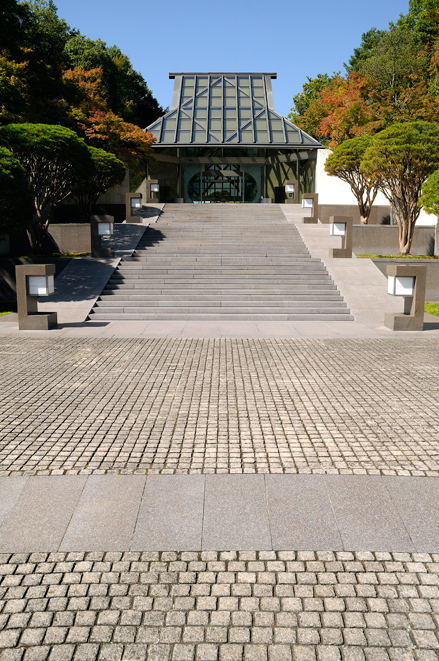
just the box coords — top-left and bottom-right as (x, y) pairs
(145, 73), (323, 204)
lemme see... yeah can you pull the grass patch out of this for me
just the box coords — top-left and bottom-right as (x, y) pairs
(356, 254), (439, 259)
(425, 302), (439, 317)
(0, 303), (17, 317)
(14, 252), (88, 259)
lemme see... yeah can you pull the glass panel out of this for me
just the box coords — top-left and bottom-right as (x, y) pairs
(224, 77), (236, 86)
(271, 130), (284, 143)
(240, 130), (253, 142)
(210, 108), (221, 118)
(224, 118), (236, 131)
(210, 78), (221, 86)
(162, 117), (176, 131)
(194, 108), (207, 119)
(162, 131), (175, 143)
(255, 118), (267, 130)
(224, 97), (235, 108)
(195, 95), (207, 108)
(255, 130), (269, 142)
(193, 131), (206, 143)
(224, 108), (236, 118)
(226, 133), (238, 142)
(238, 90), (250, 101)
(286, 129), (299, 143)
(269, 118), (282, 131)
(251, 77), (263, 86)
(210, 87), (221, 98)
(177, 130), (191, 142)
(239, 108), (251, 120)
(178, 118), (191, 130)
(149, 129), (161, 140)
(238, 76), (249, 87)
(182, 77), (194, 89)
(208, 133), (220, 142)
(209, 119), (221, 130)
(196, 77), (208, 89)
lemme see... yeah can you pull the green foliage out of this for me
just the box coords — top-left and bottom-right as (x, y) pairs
(361, 121), (439, 253)
(324, 136), (377, 222)
(0, 123), (92, 251)
(73, 146), (126, 221)
(0, 146), (33, 237)
(345, 28), (387, 73)
(397, 0), (439, 46)
(289, 73), (333, 124)
(358, 28), (428, 96)
(419, 168), (439, 214)
(64, 36), (164, 127)
(0, 0), (32, 56)
(425, 301), (439, 316)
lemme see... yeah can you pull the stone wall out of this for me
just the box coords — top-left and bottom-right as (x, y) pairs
(48, 224), (91, 254)
(353, 225), (435, 256)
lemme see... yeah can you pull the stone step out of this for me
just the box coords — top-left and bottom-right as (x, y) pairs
(97, 300), (348, 309)
(90, 311), (354, 321)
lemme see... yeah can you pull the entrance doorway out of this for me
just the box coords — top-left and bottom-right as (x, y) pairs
(187, 164), (258, 203)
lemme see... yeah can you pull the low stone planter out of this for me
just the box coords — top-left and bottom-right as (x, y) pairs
(372, 258), (439, 302)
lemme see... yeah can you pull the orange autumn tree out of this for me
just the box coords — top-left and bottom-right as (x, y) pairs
(316, 73), (383, 147)
(63, 66), (155, 174)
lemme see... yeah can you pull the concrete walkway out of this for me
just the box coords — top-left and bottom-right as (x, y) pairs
(1, 474), (439, 553)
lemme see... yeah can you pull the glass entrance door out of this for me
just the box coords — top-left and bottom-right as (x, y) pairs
(187, 164), (258, 202)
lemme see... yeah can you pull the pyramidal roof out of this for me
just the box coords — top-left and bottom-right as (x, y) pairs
(146, 73), (323, 149)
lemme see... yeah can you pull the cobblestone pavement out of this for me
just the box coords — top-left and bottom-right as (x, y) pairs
(1, 550), (439, 661)
(1, 337), (439, 477)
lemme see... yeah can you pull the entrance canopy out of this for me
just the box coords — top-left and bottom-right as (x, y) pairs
(147, 73), (322, 148)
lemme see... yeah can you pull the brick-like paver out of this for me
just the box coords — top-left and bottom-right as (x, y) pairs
(0, 337), (438, 476)
(0, 551), (438, 660)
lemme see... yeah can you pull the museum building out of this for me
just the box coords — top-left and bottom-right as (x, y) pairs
(145, 73), (323, 204)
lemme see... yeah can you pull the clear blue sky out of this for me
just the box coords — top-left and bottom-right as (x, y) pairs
(54, 0), (410, 121)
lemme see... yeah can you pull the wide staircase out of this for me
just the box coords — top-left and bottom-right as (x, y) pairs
(90, 204), (353, 321)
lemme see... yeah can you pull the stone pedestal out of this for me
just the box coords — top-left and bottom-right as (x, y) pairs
(302, 193), (319, 224)
(90, 215), (114, 258)
(384, 264), (426, 331)
(16, 264), (57, 330)
(329, 216), (353, 259)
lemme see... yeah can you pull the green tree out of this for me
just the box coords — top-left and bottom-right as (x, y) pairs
(345, 28), (387, 73)
(419, 168), (439, 215)
(324, 136), (378, 223)
(358, 28), (428, 101)
(289, 73), (333, 123)
(361, 121), (439, 254)
(0, 146), (33, 237)
(397, 0), (439, 46)
(64, 35), (164, 128)
(73, 146), (126, 222)
(0, 123), (92, 252)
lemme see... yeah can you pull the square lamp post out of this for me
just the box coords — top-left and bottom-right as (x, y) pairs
(147, 180), (160, 203)
(90, 215), (114, 258)
(329, 216), (353, 258)
(285, 180), (298, 204)
(302, 193), (319, 224)
(385, 264), (426, 331)
(125, 193), (143, 223)
(16, 264), (57, 330)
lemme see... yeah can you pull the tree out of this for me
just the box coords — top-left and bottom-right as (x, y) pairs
(73, 146), (126, 222)
(64, 35), (164, 128)
(63, 67), (155, 173)
(397, 0), (439, 47)
(361, 121), (439, 254)
(345, 28), (387, 73)
(324, 136), (378, 223)
(289, 73), (333, 126)
(0, 123), (92, 252)
(419, 168), (439, 216)
(0, 146), (33, 237)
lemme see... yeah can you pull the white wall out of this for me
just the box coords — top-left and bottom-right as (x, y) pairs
(315, 148), (437, 226)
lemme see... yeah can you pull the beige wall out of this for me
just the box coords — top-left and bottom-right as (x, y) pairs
(97, 169), (130, 205)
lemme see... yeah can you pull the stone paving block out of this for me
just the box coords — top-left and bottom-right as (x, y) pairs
(325, 476), (415, 552)
(132, 476), (204, 551)
(266, 475), (342, 550)
(203, 476), (271, 550)
(0, 477), (86, 552)
(385, 478), (439, 553)
(60, 476), (145, 551)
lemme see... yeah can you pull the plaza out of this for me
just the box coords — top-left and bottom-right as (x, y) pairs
(1, 196), (439, 660)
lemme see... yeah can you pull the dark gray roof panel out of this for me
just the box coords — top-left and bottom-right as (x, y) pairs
(146, 73), (323, 148)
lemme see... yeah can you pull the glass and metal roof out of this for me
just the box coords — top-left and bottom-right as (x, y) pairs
(146, 73), (322, 148)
